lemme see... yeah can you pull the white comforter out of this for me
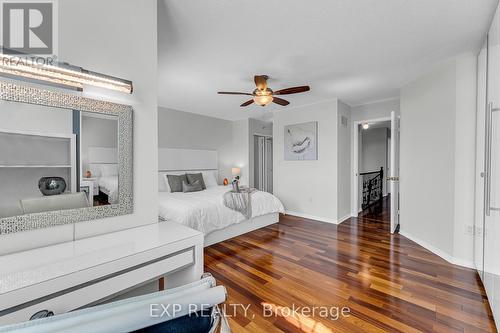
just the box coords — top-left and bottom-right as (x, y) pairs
(98, 176), (119, 204)
(158, 186), (284, 235)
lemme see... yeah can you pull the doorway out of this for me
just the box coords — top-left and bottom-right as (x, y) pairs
(352, 112), (400, 232)
(254, 135), (273, 193)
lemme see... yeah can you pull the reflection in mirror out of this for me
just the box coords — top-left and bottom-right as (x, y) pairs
(80, 112), (119, 206)
(0, 100), (119, 219)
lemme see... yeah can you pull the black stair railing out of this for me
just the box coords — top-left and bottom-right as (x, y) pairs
(360, 167), (384, 214)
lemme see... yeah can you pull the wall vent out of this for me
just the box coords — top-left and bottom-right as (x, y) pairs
(341, 116), (348, 127)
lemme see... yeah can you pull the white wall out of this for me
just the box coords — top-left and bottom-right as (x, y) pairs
(158, 107), (233, 182)
(361, 128), (388, 173)
(361, 127), (389, 196)
(0, 0), (158, 254)
(273, 100), (339, 223)
(453, 53), (477, 265)
(401, 58), (456, 256)
(81, 115), (118, 175)
(400, 53), (477, 266)
(337, 101), (351, 221)
(158, 107), (233, 150)
(351, 99), (400, 122)
(248, 118), (272, 187)
(232, 119), (250, 185)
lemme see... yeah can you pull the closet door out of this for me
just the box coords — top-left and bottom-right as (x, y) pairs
(485, 6), (500, 326)
(255, 136), (265, 191)
(475, 38), (487, 280)
(264, 137), (273, 193)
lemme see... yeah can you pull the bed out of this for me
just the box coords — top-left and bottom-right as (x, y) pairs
(88, 147), (119, 204)
(97, 175), (119, 204)
(158, 148), (285, 246)
(159, 185), (284, 235)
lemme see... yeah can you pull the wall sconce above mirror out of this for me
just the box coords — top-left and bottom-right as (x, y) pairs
(0, 81), (133, 235)
(0, 53), (133, 94)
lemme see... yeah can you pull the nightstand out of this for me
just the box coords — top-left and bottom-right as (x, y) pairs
(80, 180), (95, 206)
(82, 177), (99, 196)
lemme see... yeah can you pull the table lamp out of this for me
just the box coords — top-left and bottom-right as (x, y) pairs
(231, 167), (241, 181)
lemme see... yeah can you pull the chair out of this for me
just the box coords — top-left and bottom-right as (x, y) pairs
(0, 274), (230, 333)
(20, 192), (90, 215)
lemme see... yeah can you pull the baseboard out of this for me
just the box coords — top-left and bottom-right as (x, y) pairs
(351, 208), (362, 216)
(399, 230), (475, 269)
(285, 211), (339, 224)
(338, 214), (351, 224)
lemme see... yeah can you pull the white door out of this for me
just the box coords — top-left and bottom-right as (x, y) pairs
(255, 136), (273, 193)
(485, 5), (500, 327)
(389, 111), (400, 233)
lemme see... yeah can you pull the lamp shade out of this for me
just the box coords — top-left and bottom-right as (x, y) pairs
(253, 94), (273, 106)
(253, 88), (273, 106)
(231, 167), (241, 176)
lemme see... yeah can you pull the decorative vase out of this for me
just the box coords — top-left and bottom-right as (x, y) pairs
(85, 170), (92, 178)
(223, 178), (228, 186)
(38, 177), (67, 196)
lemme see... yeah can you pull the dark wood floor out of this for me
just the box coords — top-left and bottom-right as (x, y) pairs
(204, 201), (497, 332)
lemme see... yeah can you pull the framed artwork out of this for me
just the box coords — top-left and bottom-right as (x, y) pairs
(284, 121), (318, 160)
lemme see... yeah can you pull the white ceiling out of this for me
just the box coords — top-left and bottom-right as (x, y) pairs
(158, 0), (497, 121)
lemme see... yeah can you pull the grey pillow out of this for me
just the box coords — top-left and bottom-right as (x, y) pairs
(167, 174), (188, 193)
(182, 180), (203, 193)
(186, 173), (206, 190)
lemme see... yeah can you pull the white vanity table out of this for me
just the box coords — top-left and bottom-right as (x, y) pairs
(0, 222), (203, 325)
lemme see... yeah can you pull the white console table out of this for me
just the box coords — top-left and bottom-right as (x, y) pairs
(0, 222), (203, 325)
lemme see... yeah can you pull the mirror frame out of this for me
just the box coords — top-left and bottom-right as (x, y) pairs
(0, 81), (133, 234)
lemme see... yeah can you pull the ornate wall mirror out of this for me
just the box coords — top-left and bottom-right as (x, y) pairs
(0, 81), (133, 234)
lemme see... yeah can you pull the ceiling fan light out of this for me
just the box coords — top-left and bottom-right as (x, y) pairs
(253, 95), (273, 106)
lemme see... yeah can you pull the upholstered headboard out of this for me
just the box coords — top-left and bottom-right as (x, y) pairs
(88, 147), (118, 177)
(89, 147), (118, 163)
(158, 148), (219, 191)
(158, 148), (217, 171)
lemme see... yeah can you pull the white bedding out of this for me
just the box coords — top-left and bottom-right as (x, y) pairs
(158, 186), (284, 235)
(98, 176), (119, 204)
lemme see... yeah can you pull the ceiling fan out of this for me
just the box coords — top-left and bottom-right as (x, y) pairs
(218, 75), (310, 107)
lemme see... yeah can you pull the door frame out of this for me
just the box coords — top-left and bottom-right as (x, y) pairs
(253, 134), (273, 192)
(389, 111), (400, 233)
(351, 116), (391, 218)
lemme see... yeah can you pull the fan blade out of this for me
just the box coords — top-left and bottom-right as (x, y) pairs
(218, 91), (253, 96)
(240, 99), (254, 107)
(272, 97), (290, 106)
(274, 86), (310, 95)
(254, 75), (268, 91)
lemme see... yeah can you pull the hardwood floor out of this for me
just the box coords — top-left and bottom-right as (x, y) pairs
(204, 201), (497, 332)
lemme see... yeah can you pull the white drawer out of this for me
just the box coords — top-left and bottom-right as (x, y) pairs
(0, 248), (194, 325)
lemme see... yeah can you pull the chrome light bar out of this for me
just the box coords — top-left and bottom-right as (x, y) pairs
(0, 53), (133, 94)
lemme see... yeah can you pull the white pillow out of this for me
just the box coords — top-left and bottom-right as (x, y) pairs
(203, 172), (218, 188)
(162, 174), (172, 192)
(100, 164), (118, 177)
